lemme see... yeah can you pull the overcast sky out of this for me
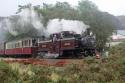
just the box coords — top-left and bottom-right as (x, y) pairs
(0, 0), (125, 17)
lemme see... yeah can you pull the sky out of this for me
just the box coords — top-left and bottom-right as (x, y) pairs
(0, 0), (125, 17)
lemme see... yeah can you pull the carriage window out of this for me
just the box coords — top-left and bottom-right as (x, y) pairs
(22, 40), (26, 47)
(15, 43), (19, 48)
(29, 40), (31, 46)
(11, 43), (13, 48)
(22, 41), (24, 47)
(19, 41), (22, 48)
(12, 43), (15, 48)
(6, 44), (8, 49)
(22, 40), (30, 47)
(7, 43), (11, 49)
(17, 42), (19, 48)
(27, 40), (28, 46)
(8, 44), (11, 49)
(17, 43), (19, 48)
(24, 41), (26, 46)
(24, 40), (26, 47)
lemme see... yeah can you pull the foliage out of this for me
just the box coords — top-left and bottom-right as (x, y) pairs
(77, 0), (115, 50)
(0, 61), (20, 83)
(34, 2), (79, 27)
(109, 42), (125, 59)
(1, 42), (125, 83)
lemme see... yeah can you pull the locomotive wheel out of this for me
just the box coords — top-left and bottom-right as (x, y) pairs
(84, 50), (95, 57)
(84, 51), (89, 57)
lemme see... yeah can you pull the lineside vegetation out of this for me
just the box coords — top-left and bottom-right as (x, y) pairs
(0, 42), (125, 83)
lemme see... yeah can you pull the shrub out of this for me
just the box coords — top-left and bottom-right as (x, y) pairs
(0, 61), (20, 83)
(0, 42), (125, 82)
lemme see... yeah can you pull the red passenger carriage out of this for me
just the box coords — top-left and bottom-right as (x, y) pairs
(0, 37), (38, 57)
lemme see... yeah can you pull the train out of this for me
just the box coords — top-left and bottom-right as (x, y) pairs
(0, 30), (96, 58)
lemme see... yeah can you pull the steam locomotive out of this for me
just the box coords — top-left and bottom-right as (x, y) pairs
(0, 29), (96, 58)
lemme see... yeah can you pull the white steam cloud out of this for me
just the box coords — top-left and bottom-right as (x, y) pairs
(17, 8), (89, 36)
(18, 7), (45, 35)
(0, 17), (15, 41)
(0, 7), (89, 42)
(46, 19), (89, 35)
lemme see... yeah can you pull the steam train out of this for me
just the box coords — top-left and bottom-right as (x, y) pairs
(0, 30), (96, 58)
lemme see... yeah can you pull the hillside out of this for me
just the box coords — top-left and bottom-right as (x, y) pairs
(117, 15), (125, 29)
(102, 12), (124, 30)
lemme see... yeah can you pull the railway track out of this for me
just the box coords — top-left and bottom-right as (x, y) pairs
(1, 58), (83, 67)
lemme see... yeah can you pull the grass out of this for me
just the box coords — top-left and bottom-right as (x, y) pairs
(0, 42), (125, 83)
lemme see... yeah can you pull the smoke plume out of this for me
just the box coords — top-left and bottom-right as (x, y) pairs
(0, 7), (89, 42)
(18, 7), (45, 35)
(46, 19), (89, 35)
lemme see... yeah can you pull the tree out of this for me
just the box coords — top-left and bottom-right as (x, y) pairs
(34, 2), (79, 27)
(78, 0), (115, 50)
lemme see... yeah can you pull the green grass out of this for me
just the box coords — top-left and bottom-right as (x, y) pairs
(0, 42), (125, 83)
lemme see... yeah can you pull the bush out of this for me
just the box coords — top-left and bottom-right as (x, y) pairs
(0, 61), (20, 83)
(0, 42), (125, 83)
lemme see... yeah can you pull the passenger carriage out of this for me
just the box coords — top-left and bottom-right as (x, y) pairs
(0, 37), (38, 57)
